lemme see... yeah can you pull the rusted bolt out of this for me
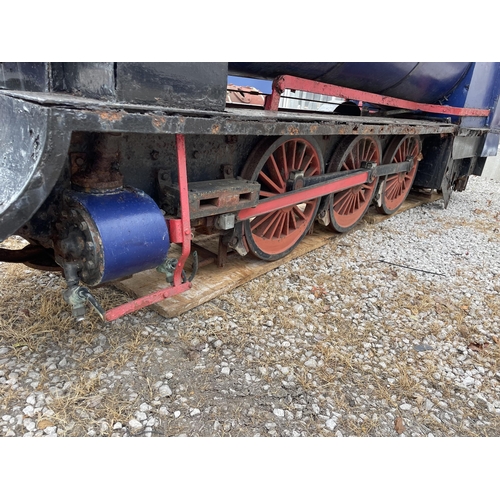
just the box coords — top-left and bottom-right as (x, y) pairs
(86, 260), (95, 269)
(75, 157), (85, 167)
(193, 150), (200, 159)
(161, 172), (169, 181)
(79, 221), (88, 231)
(150, 150), (159, 161)
(222, 164), (233, 178)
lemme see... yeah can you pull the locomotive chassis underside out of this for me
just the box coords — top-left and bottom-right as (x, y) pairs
(0, 88), (490, 320)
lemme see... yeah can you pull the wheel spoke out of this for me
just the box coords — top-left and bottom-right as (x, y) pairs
(258, 170), (283, 194)
(259, 190), (277, 198)
(267, 212), (284, 239)
(288, 141), (297, 174)
(251, 211), (277, 232)
(300, 152), (314, 174)
(292, 205), (307, 221)
(295, 143), (306, 172)
(333, 191), (352, 214)
(267, 154), (286, 190)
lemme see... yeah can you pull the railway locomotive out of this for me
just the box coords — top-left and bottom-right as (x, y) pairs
(1, 62), (499, 321)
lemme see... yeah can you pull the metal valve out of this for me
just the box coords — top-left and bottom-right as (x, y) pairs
(62, 262), (105, 321)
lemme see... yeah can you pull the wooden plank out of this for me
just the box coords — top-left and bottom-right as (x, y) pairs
(114, 191), (442, 318)
(364, 191), (442, 225)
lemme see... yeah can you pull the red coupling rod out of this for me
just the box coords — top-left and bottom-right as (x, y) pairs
(238, 170), (370, 221)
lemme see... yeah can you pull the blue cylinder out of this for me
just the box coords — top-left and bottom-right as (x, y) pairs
(67, 188), (170, 285)
(228, 62), (473, 104)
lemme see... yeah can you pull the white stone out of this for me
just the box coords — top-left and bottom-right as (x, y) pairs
(159, 385), (172, 397)
(135, 411), (148, 421)
(221, 367), (231, 375)
(190, 408), (201, 416)
(23, 406), (35, 417)
(24, 420), (36, 432)
(128, 419), (143, 431)
(293, 304), (304, 314)
(305, 359), (317, 368)
(325, 419), (337, 431)
(273, 409), (285, 417)
(400, 404), (412, 411)
(174, 411), (181, 418)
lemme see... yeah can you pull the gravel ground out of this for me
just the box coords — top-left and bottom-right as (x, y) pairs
(1, 175), (500, 437)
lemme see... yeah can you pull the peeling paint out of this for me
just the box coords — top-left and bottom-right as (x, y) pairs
(99, 111), (124, 122)
(152, 116), (167, 130)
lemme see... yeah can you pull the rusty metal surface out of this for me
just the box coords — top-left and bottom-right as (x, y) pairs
(71, 133), (124, 189)
(159, 177), (260, 219)
(0, 90), (460, 138)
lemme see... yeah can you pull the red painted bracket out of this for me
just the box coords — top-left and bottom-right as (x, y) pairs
(168, 218), (184, 244)
(265, 75), (490, 117)
(104, 134), (192, 321)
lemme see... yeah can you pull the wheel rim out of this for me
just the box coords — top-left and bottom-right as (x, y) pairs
(241, 137), (323, 261)
(378, 136), (421, 214)
(328, 136), (381, 232)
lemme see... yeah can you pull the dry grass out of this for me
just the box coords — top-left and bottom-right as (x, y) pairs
(3, 195), (500, 439)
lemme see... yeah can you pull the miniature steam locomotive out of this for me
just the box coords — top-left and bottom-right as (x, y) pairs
(1, 62), (499, 320)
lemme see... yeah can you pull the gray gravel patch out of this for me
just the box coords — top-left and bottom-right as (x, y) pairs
(1, 176), (500, 436)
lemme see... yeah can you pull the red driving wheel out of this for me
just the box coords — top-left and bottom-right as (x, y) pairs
(377, 135), (422, 215)
(241, 136), (324, 261)
(328, 136), (381, 232)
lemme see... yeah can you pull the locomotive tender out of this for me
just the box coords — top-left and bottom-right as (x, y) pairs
(1, 62), (499, 321)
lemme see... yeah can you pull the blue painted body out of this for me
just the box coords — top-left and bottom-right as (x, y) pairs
(71, 188), (170, 284)
(228, 62), (473, 103)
